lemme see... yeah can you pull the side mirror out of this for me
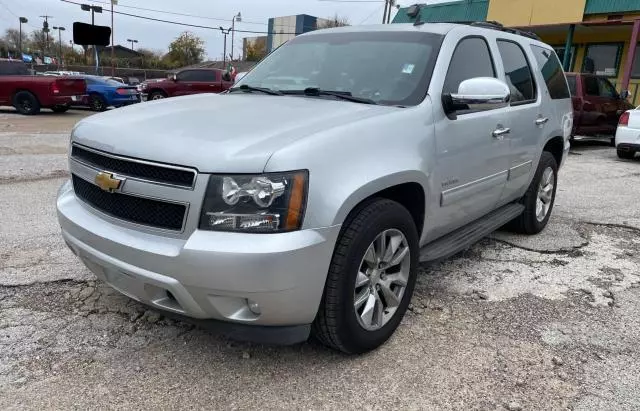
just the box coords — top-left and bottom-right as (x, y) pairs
(620, 90), (630, 100)
(444, 77), (510, 114)
(171, 74), (177, 81)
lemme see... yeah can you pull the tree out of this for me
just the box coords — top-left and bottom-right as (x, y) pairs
(245, 37), (266, 62)
(3, 29), (25, 51)
(166, 32), (205, 68)
(317, 14), (350, 29)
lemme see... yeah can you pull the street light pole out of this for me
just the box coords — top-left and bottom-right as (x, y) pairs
(230, 12), (241, 62)
(19, 17), (28, 57)
(80, 4), (103, 74)
(52, 26), (66, 69)
(111, 0), (117, 76)
(126, 39), (138, 51)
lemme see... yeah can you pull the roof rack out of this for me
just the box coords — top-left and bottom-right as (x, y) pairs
(443, 20), (541, 41)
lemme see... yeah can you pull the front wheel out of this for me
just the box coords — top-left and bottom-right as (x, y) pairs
(617, 149), (636, 160)
(148, 91), (166, 100)
(507, 151), (558, 235)
(312, 199), (419, 354)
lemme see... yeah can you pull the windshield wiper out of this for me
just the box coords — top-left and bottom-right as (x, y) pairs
(228, 84), (283, 96)
(283, 87), (378, 105)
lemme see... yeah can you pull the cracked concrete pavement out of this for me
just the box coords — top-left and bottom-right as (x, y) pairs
(1, 111), (640, 409)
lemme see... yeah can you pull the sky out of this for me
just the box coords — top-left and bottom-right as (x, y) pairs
(0, 0), (452, 60)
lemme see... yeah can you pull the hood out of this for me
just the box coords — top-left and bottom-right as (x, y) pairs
(72, 93), (398, 172)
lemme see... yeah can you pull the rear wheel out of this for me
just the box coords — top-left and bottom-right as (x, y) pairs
(507, 151), (558, 235)
(13, 91), (41, 115)
(617, 149), (636, 160)
(51, 105), (69, 113)
(149, 91), (167, 100)
(89, 94), (107, 112)
(312, 199), (419, 354)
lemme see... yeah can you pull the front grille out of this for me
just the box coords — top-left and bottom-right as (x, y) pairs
(71, 145), (195, 188)
(72, 175), (186, 231)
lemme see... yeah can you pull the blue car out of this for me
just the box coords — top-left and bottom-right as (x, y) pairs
(80, 75), (140, 111)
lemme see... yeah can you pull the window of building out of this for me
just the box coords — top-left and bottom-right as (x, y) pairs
(442, 37), (495, 95)
(531, 45), (570, 100)
(553, 46), (576, 71)
(582, 43), (623, 77)
(497, 40), (536, 103)
(566, 75), (577, 95)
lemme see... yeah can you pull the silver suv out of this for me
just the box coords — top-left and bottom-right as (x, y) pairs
(57, 22), (572, 353)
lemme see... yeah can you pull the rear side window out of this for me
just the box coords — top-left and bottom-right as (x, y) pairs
(530, 45), (570, 99)
(198, 71), (217, 81)
(442, 37), (495, 94)
(584, 76), (599, 96)
(566, 76), (576, 95)
(0, 61), (29, 75)
(497, 40), (536, 103)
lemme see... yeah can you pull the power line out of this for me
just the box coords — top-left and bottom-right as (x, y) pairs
(60, 0), (304, 34)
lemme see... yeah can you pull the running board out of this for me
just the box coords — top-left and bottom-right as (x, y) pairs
(419, 203), (525, 263)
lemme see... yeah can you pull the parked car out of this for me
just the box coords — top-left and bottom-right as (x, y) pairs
(57, 22), (572, 353)
(0, 59), (86, 114)
(77, 75), (140, 111)
(139, 68), (234, 100)
(234, 72), (248, 83)
(615, 107), (640, 159)
(566, 72), (635, 144)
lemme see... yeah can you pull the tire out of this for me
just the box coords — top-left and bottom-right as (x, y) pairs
(13, 91), (41, 115)
(148, 91), (167, 100)
(89, 94), (107, 112)
(51, 105), (69, 113)
(312, 199), (419, 354)
(617, 149), (636, 160)
(507, 151), (558, 235)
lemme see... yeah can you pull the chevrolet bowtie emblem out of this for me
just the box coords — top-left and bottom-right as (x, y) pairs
(95, 172), (124, 192)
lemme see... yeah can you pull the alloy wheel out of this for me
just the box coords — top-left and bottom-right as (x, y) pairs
(536, 166), (555, 222)
(354, 229), (411, 331)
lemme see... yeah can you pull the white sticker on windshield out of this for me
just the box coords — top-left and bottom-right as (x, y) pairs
(402, 64), (415, 74)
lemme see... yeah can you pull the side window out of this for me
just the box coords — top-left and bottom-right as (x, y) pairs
(196, 71), (217, 82)
(584, 76), (600, 96)
(530, 45), (570, 100)
(177, 70), (195, 81)
(497, 40), (536, 103)
(597, 77), (618, 99)
(566, 76), (576, 96)
(442, 37), (495, 95)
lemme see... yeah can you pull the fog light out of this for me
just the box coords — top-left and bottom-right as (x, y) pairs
(247, 299), (261, 315)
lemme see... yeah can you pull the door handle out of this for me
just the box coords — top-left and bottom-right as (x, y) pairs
(492, 127), (511, 139)
(535, 117), (549, 126)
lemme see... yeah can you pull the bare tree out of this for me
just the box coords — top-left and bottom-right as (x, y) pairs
(317, 14), (350, 29)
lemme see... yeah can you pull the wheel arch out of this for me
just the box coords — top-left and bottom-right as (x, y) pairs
(332, 172), (427, 239)
(12, 88), (41, 105)
(543, 135), (565, 168)
(148, 88), (168, 97)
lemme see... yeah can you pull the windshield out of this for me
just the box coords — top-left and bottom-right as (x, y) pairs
(236, 31), (443, 106)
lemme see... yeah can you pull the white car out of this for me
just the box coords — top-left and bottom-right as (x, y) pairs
(615, 107), (640, 159)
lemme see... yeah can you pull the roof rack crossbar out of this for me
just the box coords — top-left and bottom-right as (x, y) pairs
(441, 20), (541, 41)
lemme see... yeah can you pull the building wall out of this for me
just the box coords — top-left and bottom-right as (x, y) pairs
(267, 15), (319, 52)
(487, 0), (587, 26)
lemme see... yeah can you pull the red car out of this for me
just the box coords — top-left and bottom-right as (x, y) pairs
(0, 59), (86, 115)
(566, 73), (635, 142)
(140, 68), (234, 101)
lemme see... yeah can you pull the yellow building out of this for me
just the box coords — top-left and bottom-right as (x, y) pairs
(394, 0), (640, 105)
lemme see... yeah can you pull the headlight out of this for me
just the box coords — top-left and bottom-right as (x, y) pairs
(199, 171), (308, 233)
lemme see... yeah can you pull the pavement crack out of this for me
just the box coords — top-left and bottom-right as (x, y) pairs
(491, 238), (590, 255)
(581, 221), (640, 232)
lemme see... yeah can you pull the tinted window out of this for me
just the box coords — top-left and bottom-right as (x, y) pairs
(497, 40), (536, 103)
(597, 77), (618, 98)
(443, 37), (495, 94)
(582, 44), (622, 76)
(177, 70), (199, 81)
(584, 76), (600, 96)
(238, 31), (444, 107)
(0, 61), (29, 75)
(198, 71), (217, 81)
(530, 45), (570, 99)
(566, 75), (576, 95)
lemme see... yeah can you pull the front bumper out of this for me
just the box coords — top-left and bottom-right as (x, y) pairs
(57, 180), (340, 341)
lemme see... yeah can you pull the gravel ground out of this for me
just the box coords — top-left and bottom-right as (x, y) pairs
(1, 110), (640, 409)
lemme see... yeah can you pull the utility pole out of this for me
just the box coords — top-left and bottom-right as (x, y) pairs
(40, 15), (53, 52)
(220, 27), (231, 67)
